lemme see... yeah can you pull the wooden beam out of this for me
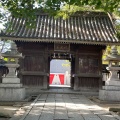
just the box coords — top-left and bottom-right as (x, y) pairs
(20, 71), (48, 76)
(75, 73), (102, 78)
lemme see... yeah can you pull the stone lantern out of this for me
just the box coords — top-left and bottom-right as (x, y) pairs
(0, 41), (25, 101)
(99, 45), (120, 101)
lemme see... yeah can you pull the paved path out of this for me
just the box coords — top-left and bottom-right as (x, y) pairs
(11, 94), (120, 120)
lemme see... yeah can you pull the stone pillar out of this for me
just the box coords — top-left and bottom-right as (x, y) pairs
(71, 74), (74, 89)
(102, 73), (107, 86)
(102, 73), (107, 82)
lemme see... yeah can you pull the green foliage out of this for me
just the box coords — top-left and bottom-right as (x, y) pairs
(1, 0), (39, 27)
(117, 46), (120, 54)
(54, 4), (79, 19)
(44, 0), (120, 15)
(54, 4), (104, 19)
(0, 0), (120, 23)
(62, 60), (70, 67)
(102, 46), (120, 64)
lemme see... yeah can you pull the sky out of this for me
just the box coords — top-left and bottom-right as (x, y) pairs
(0, 7), (10, 53)
(0, 5), (9, 30)
(0, 24), (5, 29)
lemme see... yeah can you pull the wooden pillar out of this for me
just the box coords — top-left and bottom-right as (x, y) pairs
(19, 57), (24, 83)
(99, 50), (103, 89)
(15, 42), (24, 84)
(0, 70), (2, 83)
(74, 53), (79, 90)
(43, 75), (48, 89)
(71, 57), (75, 89)
(42, 50), (49, 89)
(74, 76), (79, 90)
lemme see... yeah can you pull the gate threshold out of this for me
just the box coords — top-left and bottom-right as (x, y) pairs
(49, 85), (70, 88)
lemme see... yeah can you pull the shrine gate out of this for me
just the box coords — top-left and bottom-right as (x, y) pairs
(0, 11), (119, 93)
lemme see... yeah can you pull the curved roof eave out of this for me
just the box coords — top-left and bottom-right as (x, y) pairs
(1, 36), (119, 46)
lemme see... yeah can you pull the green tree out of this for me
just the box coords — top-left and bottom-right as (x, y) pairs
(0, 0), (120, 19)
(116, 20), (120, 39)
(102, 45), (120, 64)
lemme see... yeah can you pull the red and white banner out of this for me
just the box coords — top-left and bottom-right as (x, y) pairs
(49, 74), (64, 85)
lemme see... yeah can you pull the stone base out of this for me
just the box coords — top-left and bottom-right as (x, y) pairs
(0, 87), (25, 101)
(103, 86), (120, 90)
(99, 89), (120, 101)
(105, 80), (120, 86)
(2, 77), (20, 83)
(0, 83), (23, 87)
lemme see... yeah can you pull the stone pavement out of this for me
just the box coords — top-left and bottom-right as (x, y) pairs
(10, 94), (120, 120)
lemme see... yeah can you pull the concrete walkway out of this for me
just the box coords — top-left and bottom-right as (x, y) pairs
(10, 94), (120, 120)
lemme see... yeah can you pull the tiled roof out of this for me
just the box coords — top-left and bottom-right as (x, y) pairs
(0, 11), (119, 45)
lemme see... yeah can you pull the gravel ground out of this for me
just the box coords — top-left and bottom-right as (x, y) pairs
(0, 102), (31, 120)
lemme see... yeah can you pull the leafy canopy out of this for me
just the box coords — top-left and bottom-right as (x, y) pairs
(1, 0), (120, 18)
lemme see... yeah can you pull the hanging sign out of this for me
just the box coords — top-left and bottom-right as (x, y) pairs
(54, 43), (70, 52)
